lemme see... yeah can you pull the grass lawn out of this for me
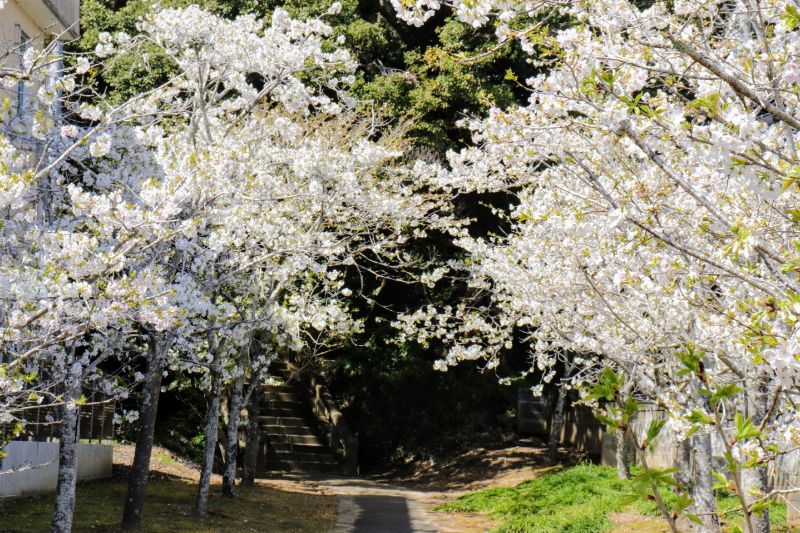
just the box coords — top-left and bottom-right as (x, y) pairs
(0, 477), (336, 533)
(438, 463), (796, 533)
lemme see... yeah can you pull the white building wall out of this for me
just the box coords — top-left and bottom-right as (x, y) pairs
(0, 441), (112, 497)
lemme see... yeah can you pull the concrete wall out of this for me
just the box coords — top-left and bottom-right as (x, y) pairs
(518, 388), (605, 457)
(519, 389), (707, 467)
(518, 388), (798, 490)
(0, 441), (112, 498)
(598, 408), (698, 470)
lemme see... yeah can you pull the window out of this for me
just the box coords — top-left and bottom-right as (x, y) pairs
(16, 28), (30, 117)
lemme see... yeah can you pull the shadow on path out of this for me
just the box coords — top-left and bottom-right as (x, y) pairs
(332, 493), (437, 533)
(257, 475), (492, 532)
(354, 495), (412, 532)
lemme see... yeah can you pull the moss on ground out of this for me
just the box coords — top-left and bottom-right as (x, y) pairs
(0, 477), (336, 533)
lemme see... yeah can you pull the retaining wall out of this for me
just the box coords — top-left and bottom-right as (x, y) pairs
(0, 441), (112, 497)
(518, 388), (799, 484)
(519, 388), (800, 523)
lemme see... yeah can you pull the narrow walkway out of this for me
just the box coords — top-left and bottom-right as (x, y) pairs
(322, 479), (439, 533)
(258, 475), (493, 533)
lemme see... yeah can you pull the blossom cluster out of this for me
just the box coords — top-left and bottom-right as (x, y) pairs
(392, 0), (800, 522)
(0, 5), (446, 446)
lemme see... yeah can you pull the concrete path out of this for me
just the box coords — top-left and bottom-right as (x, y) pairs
(322, 478), (439, 533)
(257, 475), (492, 533)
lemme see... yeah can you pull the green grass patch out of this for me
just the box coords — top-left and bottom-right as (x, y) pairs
(439, 463), (791, 533)
(154, 450), (180, 468)
(0, 477), (336, 532)
(439, 463), (628, 532)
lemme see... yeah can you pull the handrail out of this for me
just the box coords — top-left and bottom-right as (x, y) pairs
(284, 361), (358, 475)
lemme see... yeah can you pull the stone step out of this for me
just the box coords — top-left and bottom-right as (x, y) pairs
(258, 366), (341, 474)
(264, 391), (305, 403)
(263, 383), (301, 391)
(258, 416), (310, 428)
(262, 380), (301, 389)
(262, 403), (304, 414)
(268, 441), (327, 454)
(261, 424), (317, 436)
(269, 450), (339, 464)
(262, 391), (302, 403)
(262, 460), (340, 473)
(265, 433), (323, 446)
(261, 407), (306, 417)
(268, 366), (292, 377)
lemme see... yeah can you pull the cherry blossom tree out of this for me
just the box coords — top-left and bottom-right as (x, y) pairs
(0, 30), (204, 531)
(391, 1), (800, 532)
(85, 6), (363, 528)
(1, 4), (455, 531)
(1, 4), (357, 530)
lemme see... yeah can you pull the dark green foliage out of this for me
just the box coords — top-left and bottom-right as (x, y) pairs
(77, 0), (528, 152)
(331, 339), (517, 465)
(75, 0), (177, 102)
(153, 386), (208, 464)
(328, 264), (528, 465)
(348, 15), (526, 152)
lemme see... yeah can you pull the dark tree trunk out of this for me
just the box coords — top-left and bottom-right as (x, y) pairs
(242, 385), (261, 486)
(122, 333), (167, 531)
(195, 342), (222, 516)
(548, 386), (567, 464)
(222, 374), (244, 497)
(674, 437), (692, 490)
(50, 359), (82, 533)
(548, 359), (576, 463)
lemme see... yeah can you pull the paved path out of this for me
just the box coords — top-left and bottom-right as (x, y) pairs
(321, 479), (440, 533)
(258, 475), (492, 533)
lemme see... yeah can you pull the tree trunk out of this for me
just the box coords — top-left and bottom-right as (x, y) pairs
(742, 459), (770, 533)
(242, 385), (260, 486)
(742, 379), (771, 533)
(195, 348), (222, 516)
(122, 333), (167, 531)
(50, 360), (82, 533)
(222, 374), (244, 497)
(674, 437), (692, 490)
(693, 432), (721, 532)
(549, 360), (576, 464)
(688, 371), (721, 533)
(616, 428), (631, 480)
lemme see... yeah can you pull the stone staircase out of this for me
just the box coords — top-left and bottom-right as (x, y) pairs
(258, 365), (341, 473)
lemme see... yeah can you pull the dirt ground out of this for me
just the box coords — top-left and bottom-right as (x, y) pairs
(111, 439), (659, 533)
(113, 443), (204, 481)
(361, 436), (566, 532)
(368, 436), (575, 490)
